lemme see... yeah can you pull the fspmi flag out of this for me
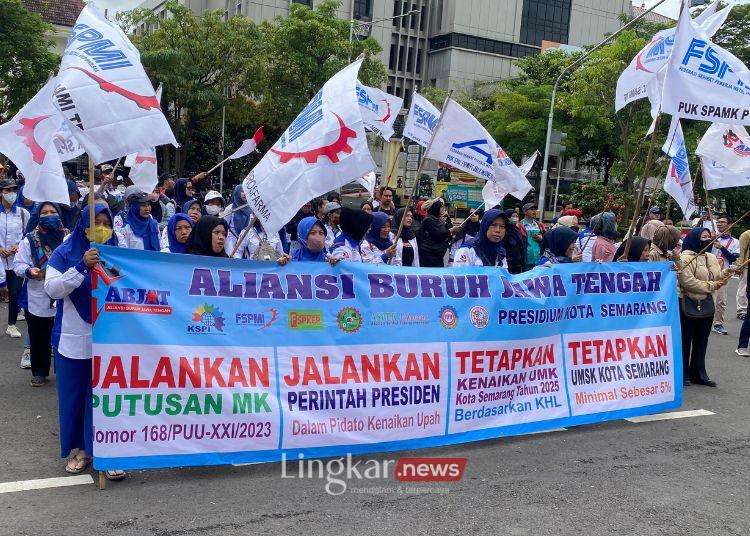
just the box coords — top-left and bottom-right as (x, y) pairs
(662, 6), (750, 124)
(403, 92), (440, 148)
(696, 123), (750, 173)
(53, 5), (177, 163)
(242, 59), (375, 236)
(662, 118), (696, 221)
(356, 84), (402, 141)
(0, 79), (71, 204)
(702, 158), (750, 190)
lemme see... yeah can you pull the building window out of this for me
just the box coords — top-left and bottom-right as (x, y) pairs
(419, 3), (427, 32)
(393, 0), (401, 25)
(353, 0), (372, 20)
(410, 4), (417, 29)
(236, 1), (242, 15)
(416, 47), (423, 74)
(398, 45), (405, 70)
(429, 32), (539, 59)
(389, 44), (397, 69)
(520, 0), (572, 46)
(293, 0), (313, 6)
(406, 46), (414, 71)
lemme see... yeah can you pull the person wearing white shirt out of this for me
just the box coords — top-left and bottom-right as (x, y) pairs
(692, 211), (718, 231)
(0, 178), (30, 338)
(390, 208), (420, 267)
(453, 209), (509, 268)
(323, 201), (342, 250)
(361, 212), (396, 264)
(14, 202), (67, 386)
(230, 220), (284, 260)
(115, 187), (161, 251)
(711, 216), (740, 336)
(329, 207), (372, 264)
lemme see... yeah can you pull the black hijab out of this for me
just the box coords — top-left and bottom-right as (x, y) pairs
(614, 236), (651, 262)
(394, 208), (415, 241)
(463, 209), (482, 237)
(187, 216), (228, 257)
(339, 207), (372, 243)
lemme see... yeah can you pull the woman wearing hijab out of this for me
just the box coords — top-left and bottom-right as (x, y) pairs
(329, 207), (372, 264)
(677, 228), (732, 387)
(418, 198), (461, 267)
(391, 208), (420, 267)
(161, 213), (194, 254)
(172, 177), (196, 210)
(186, 216), (228, 257)
(162, 200), (202, 250)
(553, 214), (579, 232)
(649, 225), (682, 262)
(591, 212), (618, 262)
(116, 187), (160, 251)
(292, 217), (328, 263)
(44, 203), (122, 479)
(640, 219), (665, 241)
(614, 236), (651, 262)
(362, 212), (396, 264)
(360, 200), (373, 214)
(14, 202), (67, 386)
(537, 226), (580, 266)
(231, 218), (284, 260)
(453, 209), (508, 268)
(449, 208), (482, 266)
(224, 185), (254, 256)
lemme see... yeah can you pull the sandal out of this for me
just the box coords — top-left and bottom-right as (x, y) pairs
(105, 469), (126, 481)
(65, 453), (91, 474)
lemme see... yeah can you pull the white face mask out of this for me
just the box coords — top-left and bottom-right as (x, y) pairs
(205, 205), (221, 216)
(116, 185), (127, 194)
(3, 192), (17, 205)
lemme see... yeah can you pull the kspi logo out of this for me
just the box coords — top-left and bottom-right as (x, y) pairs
(235, 308), (278, 329)
(189, 304), (225, 333)
(636, 34), (674, 73)
(104, 286), (172, 315)
(414, 103), (438, 131)
(723, 129), (750, 157)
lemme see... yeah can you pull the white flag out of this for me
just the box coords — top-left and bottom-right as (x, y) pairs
(615, 0), (730, 112)
(53, 5), (177, 163)
(242, 60), (375, 236)
(403, 92), (440, 148)
(356, 84), (403, 141)
(662, 6), (750, 124)
(227, 126), (265, 160)
(124, 148), (158, 194)
(518, 151), (539, 176)
(50, 117), (85, 162)
(0, 79), (71, 204)
(662, 118), (696, 221)
(702, 158), (750, 190)
(696, 123), (750, 173)
(355, 171), (377, 196)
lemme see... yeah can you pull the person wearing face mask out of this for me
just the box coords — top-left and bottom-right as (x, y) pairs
(417, 198), (462, 268)
(186, 216), (229, 257)
(292, 217), (328, 262)
(323, 202), (342, 250)
(453, 209), (509, 268)
(329, 207), (372, 264)
(44, 203), (122, 479)
(677, 228), (732, 387)
(536, 226), (580, 266)
(391, 208), (420, 267)
(361, 212), (396, 264)
(0, 178), (30, 338)
(116, 187), (160, 251)
(161, 213), (194, 254)
(224, 185), (254, 257)
(710, 216), (740, 336)
(203, 190), (225, 217)
(14, 203), (68, 386)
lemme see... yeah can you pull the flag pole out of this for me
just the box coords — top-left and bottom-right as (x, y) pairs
(88, 155), (95, 234)
(230, 215), (257, 258)
(678, 207), (750, 273)
(394, 90), (453, 241)
(700, 159), (718, 235)
(205, 156), (232, 176)
(373, 140), (403, 201)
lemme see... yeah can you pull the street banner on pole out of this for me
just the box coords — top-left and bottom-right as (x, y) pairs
(91, 246), (682, 470)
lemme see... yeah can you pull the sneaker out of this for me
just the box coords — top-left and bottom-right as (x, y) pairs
(30, 376), (46, 387)
(6, 325), (21, 338)
(712, 324), (728, 335)
(16, 311), (25, 322)
(736, 348), (750, 357)
(19, 348), (31, 369)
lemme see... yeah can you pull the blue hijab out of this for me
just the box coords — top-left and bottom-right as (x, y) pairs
(47, 203), (118, 324)
(293, 217), (327, 262)
(231, 184), (252, 232)
(183, 199), (201, 216)
(682, 227), (709, 254)
(470, 209), (507, 266)
(173, 178), (193, 209)
(538, 226), (578, 265)
(366, 212), (392, 251)
(166, 213), (193, 254)
(124, 201), (160, 251)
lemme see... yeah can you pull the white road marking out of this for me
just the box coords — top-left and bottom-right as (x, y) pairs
(0, 474), (94, 494)
(625, 409), (715, 424)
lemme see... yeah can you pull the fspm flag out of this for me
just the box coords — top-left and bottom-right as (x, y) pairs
(356, 84), (403, 141)
(702, 158), (750, 190)
(0, 79), (71, 204)
(242, 59), (375, 236)
(425, 99), (532, 200)
(403, 92), (440, 148)
(696, 123), (750, 173)
(53, 5), (177, 163)
(615, 0), (729, 112)
(227, 126), (265, 160)
(662, 118), (696, 221)
(662, 5), (750, 124)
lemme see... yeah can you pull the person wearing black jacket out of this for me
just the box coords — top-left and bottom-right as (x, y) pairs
(417, 198), (461, 267)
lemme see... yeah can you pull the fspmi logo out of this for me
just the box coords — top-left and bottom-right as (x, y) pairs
(66, 23), (133, 71)
(104, 286), (171, 315)
(356, 85), (379, 114)
(414, 103), (438, 131)
(235, 309), (278, 329)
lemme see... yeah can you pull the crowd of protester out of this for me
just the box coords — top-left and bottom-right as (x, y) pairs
(0, 162), (746, 480)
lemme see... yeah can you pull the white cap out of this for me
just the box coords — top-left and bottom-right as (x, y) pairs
(203, 190), (224, 205)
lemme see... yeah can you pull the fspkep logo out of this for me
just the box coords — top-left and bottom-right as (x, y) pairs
(288, 310), (324, 330)
(189, 304), (225, 333)
(337, 307), (362, 334)
(439, 306), (458, 329)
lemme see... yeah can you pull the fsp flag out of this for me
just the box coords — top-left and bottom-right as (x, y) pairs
(242, 60), (375, 236)
(615, 0), (729, 112)
(702, 158), (750, 190)
(696, 123), (750, 173)
(0, 79), (71, 204)
(356, 84), (403, 141)
(662, 118), (696, 220)
(124, 149), (158, 194)
(425, 98), (532, 202)
(53, 5), (177, 163)
(355, 171), (377, 196)
(403, 92), (440, 148)
(228, 126), (265, 160)
(662, 6), (750, 124)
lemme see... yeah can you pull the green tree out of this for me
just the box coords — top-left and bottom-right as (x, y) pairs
(0, 0), (59, 121)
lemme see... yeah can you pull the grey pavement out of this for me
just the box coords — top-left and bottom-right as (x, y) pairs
(1, 281), (749, 536)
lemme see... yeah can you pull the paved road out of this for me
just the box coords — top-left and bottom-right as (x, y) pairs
(1, 282), (749, 536)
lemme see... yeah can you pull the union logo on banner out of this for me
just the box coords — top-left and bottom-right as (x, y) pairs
(636, 34), (675, 73)
(723, 129), (750, 157)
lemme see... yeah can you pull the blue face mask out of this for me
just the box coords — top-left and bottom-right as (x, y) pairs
(39, 215), (61, 231)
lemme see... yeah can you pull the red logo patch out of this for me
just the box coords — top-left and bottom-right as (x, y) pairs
(15, 115), (51, 164)
(270, 113), (356, 164)
(68, 67), (161, 111)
